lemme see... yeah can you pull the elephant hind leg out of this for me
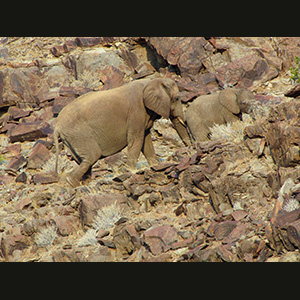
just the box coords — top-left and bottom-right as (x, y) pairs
(187, 120), (210, 142)
(65, 140), (102, 188)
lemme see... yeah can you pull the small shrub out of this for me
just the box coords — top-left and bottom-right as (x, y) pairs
(35, 223), (57, 247)
(290, 56), (300, 84)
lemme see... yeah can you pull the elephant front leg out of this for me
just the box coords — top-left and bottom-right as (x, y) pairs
(142, 130), (158, 167)
(126, 134), (144, 172)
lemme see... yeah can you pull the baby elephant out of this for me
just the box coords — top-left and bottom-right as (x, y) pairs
(186, 88), (256, 142)
(54, 78), (191, 187)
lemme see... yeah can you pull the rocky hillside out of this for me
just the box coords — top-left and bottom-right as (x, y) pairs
(1, 37), (300, 261)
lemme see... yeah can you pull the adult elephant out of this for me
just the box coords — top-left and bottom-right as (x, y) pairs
(54, 77), (191, 187)
(186, 88), (256, 142)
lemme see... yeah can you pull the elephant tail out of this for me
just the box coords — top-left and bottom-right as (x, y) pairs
(54, 127), (60, 174)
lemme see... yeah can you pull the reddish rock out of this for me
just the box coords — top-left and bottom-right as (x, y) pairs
(143, 225), (178, 255)
(0, 233), (29, 259)
(53, 215), (79, 236)
(1, 143), (21, 157)
(151, 161), (175, 172)
(75, 37), (114, 47)
(0, 174), (14, 185)
(52, 96), (75, 117)
(223, 223), (252, 244)
(231, 210), (248, 222)
(8, 106), (31, 120)
(213, 221), (237, 241)
(27, 142), (51, 169)
(8, 122), (53, 143)
(99, 65), (127, 90)
(5, 154), (27, 172)
(59, 86), (93, 97)
(175, 156), (191, 172)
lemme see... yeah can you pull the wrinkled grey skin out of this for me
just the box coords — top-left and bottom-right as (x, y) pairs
(54, 78), (191, 187)
(186, 88), (256, 142)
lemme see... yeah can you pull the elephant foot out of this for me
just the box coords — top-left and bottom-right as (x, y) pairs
(66, 174), (81, 188)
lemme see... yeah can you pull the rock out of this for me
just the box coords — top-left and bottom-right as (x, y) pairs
(52, 96), (75, 117)
(5, 154), (27, 172)
(79, 193), (129, 228)
(58, 86), (93, 97)
(8, 106), (31, 120)
(8, 122), (53, 143)
(32, 173), (58, 185)
(2, 37), (300, 262)
(75, 37), (114, 47)
(133, 62), (156, 79)
(213, 221), (237, 241)
(53, 215), (79, 236)
(284, 84), (300, 98)
(231, 210), (248, 221)
(99, 65), (127, 90)
(143, 225), (178, 255)
(27, 142), (51, 169)
(50, 45), (65, 57)
(113, 222), (140, 259)
(0, 233), (29, 260)
(15, 171), (27, 183)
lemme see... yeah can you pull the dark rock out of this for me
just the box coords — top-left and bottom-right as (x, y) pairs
(63, 40), (78, 53)
(284, 84), (300, 98)
(75, 37), (114, 47)
(15, 171), (27, 183)
(5, 155), (27, 172)
(52, 96), (75, 117)
(8, 106), (31, 120)
(50, 45), (65, 57)
(213, 221), (237, 240)
(8, 122), (53, 143)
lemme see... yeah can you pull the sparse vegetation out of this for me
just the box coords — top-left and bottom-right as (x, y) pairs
(290, 56), (300, 83)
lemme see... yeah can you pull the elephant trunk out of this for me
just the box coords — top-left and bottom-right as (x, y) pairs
(171, 116), (192, 146)
(170, 100), (192, 147)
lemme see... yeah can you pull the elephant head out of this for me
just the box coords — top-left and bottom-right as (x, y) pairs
(218, 88), (256, 119)
(143, 78), (192, 146)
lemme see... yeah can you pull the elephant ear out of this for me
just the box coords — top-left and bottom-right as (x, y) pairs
(143, 79), (171, 119)
(218, 89), (240, 114)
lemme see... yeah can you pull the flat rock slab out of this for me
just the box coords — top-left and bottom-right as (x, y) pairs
(8, 122), (53, 143)
(32, 173), (58, 184)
